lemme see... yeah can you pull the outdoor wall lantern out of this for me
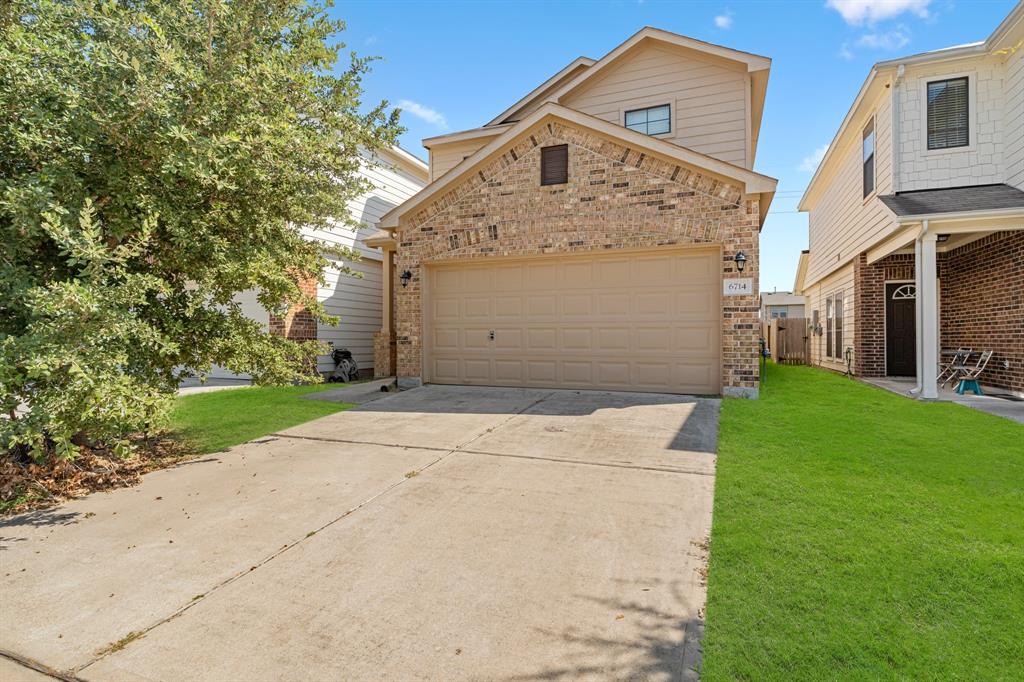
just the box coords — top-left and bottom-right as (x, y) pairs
(733, 251), (747, 273)
(400, 270), (412, 287)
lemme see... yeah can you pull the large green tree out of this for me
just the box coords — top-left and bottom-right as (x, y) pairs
(0, 0), (402, 459)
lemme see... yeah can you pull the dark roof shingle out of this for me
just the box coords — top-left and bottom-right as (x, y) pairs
(878, 183), (1024, 217)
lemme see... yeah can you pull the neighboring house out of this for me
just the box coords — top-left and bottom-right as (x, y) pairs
(796, 5), (1024, 398)
(760, 291), (806, 319)
(365, 28), (777, 397)
(208, 146), (428, 380)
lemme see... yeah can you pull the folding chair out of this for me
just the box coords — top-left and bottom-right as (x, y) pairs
(955, 351), (993, 396)
(938, 348), (972, 388)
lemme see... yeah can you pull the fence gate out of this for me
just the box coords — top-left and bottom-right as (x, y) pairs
(768, 317), (809, 365)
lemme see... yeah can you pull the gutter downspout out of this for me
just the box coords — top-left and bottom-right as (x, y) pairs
(891, 64), (905, 194)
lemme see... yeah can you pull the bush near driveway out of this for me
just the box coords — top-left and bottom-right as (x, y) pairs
(703, 363), (1023, 681)
(2, 384), (352, 515)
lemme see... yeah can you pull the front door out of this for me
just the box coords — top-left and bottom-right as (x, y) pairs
(886, 283), (916, 376)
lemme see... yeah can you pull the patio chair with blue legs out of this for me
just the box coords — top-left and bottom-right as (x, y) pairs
(955, 351), (994, 396)
(938, 348), (972, 388)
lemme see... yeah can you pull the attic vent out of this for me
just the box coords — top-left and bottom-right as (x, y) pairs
(540, 144), (568, 186)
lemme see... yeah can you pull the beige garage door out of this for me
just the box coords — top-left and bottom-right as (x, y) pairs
(425, 248), (721, 395)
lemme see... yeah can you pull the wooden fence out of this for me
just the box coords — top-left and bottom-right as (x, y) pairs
(762, 317), (809, 365)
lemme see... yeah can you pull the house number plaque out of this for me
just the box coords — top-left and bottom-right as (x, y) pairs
(723, 278), (753, 296)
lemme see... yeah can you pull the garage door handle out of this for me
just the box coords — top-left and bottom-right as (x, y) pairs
(489, 330), (495, 340)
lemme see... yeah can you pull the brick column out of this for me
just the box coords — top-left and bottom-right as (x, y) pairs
(720, 197), (761, 399)
(854, 253), (885, 377)
(269, 275), (318, 342)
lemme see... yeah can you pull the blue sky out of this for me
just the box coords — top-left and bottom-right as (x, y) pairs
(334, 0), (1015, 292)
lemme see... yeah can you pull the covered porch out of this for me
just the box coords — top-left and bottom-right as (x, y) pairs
(864, 184), (1024, 402)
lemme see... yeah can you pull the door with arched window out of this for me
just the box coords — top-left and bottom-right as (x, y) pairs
(886, 283), (916, 376)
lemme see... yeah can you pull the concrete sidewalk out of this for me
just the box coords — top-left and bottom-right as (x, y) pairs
(1, 385), (719, 681)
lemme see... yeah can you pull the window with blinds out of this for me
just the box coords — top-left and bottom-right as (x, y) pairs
(927, 77), (969, 150)
(862, 118), (875, 197)
(540, 144), (568, 186)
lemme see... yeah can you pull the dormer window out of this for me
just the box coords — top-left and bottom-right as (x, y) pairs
(625, 104), (671, 135)
(927, 77), (968, 150)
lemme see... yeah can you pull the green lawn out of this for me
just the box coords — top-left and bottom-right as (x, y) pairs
(703, 363), (1024, 681)
(169, 384), (353, 454)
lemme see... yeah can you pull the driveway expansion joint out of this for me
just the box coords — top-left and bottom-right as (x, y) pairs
(0, 650), (82, 682)
(74, 391), (557, 675)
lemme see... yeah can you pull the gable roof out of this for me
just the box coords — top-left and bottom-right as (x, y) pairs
(799, 3), (1024, 212)
(485, 57), (596, 127)
(429, 27), (772, 156)
(380, 102), (777, 230)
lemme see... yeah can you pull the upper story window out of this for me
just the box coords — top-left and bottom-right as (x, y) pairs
(862, 118), (875, 198)
(625, 104), (671, 136)
(540, 144), (568, 186)
(927, 77), (969, 150)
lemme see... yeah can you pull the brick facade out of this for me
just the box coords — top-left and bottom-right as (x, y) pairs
(393, 118), (761, 396)
(851, 231), (1023, 393)
(939, 231), (1023, 393)
(269, 275), (318, 342)
(853, 252), (916, 377)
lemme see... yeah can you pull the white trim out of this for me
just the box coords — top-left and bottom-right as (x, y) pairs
(896, 206), (1024, 223)
(919, 71), (977, 157)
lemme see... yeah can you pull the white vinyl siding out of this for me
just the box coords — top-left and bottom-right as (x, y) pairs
(806, 92), (895, 287)
(803, 263), (855, 371)
(560, 44), (750, 167)
(211, 150), (425, 379)
(316, 258), (384, 373)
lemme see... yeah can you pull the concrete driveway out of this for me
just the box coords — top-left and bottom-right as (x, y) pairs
(0, 385), (719, 681)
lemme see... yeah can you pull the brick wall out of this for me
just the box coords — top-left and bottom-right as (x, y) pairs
(393, 118), (761, 396)
(269, 275), (318, 342)
(851, 232), (1023, 393)
(373, 331), (396, 378)
(854, 252), (916, 377)
(940, 231), (1024, 393)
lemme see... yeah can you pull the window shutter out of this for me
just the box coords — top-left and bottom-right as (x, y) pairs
(540, 144), (568, 186)
(927, 77), (969, 150)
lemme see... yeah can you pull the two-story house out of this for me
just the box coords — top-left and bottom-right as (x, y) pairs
(797, 4), (1024, 398)
(365, 28), (777, 397)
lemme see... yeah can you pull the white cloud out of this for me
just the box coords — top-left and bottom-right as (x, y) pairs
(826, 0), (931, 26)
(856, 29), (910, 50)
(397, 100), (448, 130)
(838, 43), (855, 60)
(714, 12), (733, 29)
(799, 144), (830, 173)
(364, 35), (378, 46)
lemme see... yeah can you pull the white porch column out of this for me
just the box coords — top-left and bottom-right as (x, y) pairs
(913, 237), (923, 393)
(919, 231), (939, 399)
